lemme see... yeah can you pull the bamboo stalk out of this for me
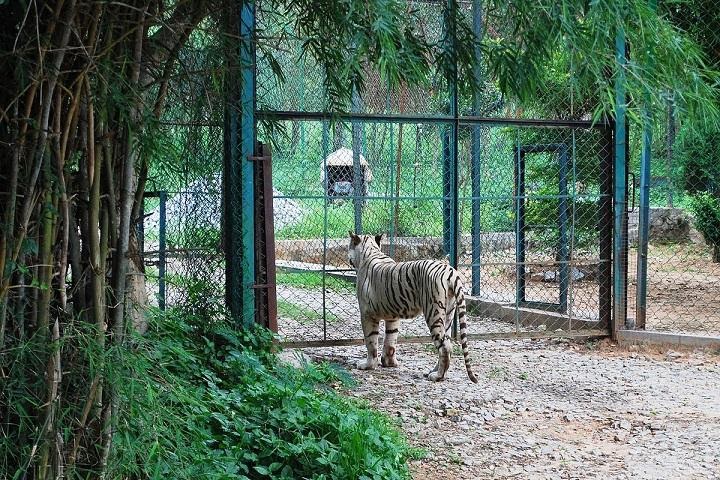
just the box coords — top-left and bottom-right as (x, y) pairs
(110, 4), (148, 344)
(65, 374), (101, 473)
(68, 205), (85, 318)
(36, 157), (55, 333)
(0, 102), (20, 347)
(37, 157), (58, 480)
(54, 89), (70, 312)
(86, 77), (105, 345)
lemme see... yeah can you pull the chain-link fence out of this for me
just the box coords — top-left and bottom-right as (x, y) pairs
(264, 118), (613, 345)
(134, 1), (720, 345)
(140, 186), (225, 316)
(252, 0), (617, 345)
(140, 102), (226, 317)
(625, 1), (720, 336)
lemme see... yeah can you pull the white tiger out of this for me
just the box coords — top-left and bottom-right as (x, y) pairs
(348, 232), (478, 383)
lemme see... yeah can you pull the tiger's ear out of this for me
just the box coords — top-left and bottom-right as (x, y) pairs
(349, 230), (361, 246)
(374, 234), (383, 246)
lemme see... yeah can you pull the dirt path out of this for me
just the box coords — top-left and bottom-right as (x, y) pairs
(285, 339), (720, 479)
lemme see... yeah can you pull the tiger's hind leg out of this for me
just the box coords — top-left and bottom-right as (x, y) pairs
(381, 319), (400, 367)
(357, 313), (380, 370)
(433, 299), (457, 376)
(424, 304), (451, 381)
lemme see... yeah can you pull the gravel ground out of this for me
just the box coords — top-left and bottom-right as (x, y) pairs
(283, 339), (720, 480)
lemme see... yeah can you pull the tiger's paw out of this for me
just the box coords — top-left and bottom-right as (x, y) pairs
(426, 371), (445, 382)
(356, 359), (378, 370)
(381, 355), (398, 367)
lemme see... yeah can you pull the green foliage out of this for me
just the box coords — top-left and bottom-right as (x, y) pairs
(675, 121), (720, 196)
(663, 0), (720, 68)
(107, 311), (414, 479)
(276, 271), (354, 291)
(478, 0), (720, 123)
(2, 310), (413, 479)
(525, 198), (600, 252)
(277, 299), (341, 324)
(276, 200), (445, 239)
(689, 193), (720, 261)
(255, 1), (720, 125)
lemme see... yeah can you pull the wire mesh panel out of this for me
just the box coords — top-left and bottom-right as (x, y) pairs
(267, 118), (612, 344)
(142, 187), (226, 316)
(270, 120), (450, 342)
(457, 124), (612, 337)
(256, 1), (449, 116)
(141, 119), (226, 316)
(624, 0), (720, 336)
(253, 0), (615, 345)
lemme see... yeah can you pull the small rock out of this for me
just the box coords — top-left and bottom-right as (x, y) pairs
(495, 466), (510, 477)
(666, 350), (683, 360)
(648, 422), (666, 432)
(446, 435), (471, 446)
(619, 419), (632, 430)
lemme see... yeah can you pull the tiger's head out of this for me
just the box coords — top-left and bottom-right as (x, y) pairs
(347, 231), (383, 268)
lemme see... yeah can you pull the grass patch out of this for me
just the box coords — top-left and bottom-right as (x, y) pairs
(488, 365), (510, 380)
(277, 298), (341, 324)
(276, 271), (355, 291)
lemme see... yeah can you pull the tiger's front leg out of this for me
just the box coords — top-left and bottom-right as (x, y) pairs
(357, 314), (380, 370)
(381, 319), (400, 367)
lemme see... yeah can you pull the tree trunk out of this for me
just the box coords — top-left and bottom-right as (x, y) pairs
(713, 244), (719, 263)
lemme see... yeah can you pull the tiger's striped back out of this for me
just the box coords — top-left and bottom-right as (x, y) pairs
(349, 233), (478, 383)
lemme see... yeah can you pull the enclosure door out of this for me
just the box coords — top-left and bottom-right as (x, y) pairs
(515, 144), (570, 313)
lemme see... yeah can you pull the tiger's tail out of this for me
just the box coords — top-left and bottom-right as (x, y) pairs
(454, 281), (478, 383)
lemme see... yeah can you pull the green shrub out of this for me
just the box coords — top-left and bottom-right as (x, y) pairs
(674, 121), (720, 196)
(690, 193), (720, 262)
(107, 310), (415, 479)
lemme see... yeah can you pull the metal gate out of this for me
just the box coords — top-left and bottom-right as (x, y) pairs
(242, 0), (618, 346)
(263, 117), (613, 346)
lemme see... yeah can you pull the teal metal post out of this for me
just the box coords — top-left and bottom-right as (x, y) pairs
(635, 0), (656, 330)
(223, 0), (256, 324)
(470, 0), (483, 296)
(158, 191), (167, 311)
(444, 0), (460, 338)
(352, 89), (363, 233)
(239, 0), (256, 324)
(613, 28), (628, 337)
(322, 121), (329, 340)
(442, 0), (459, 269)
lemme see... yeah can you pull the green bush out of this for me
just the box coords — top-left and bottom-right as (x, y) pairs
(690, 193), (720, 262)
(107, 310), (416, 479)
(675, 121), (720, 196)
